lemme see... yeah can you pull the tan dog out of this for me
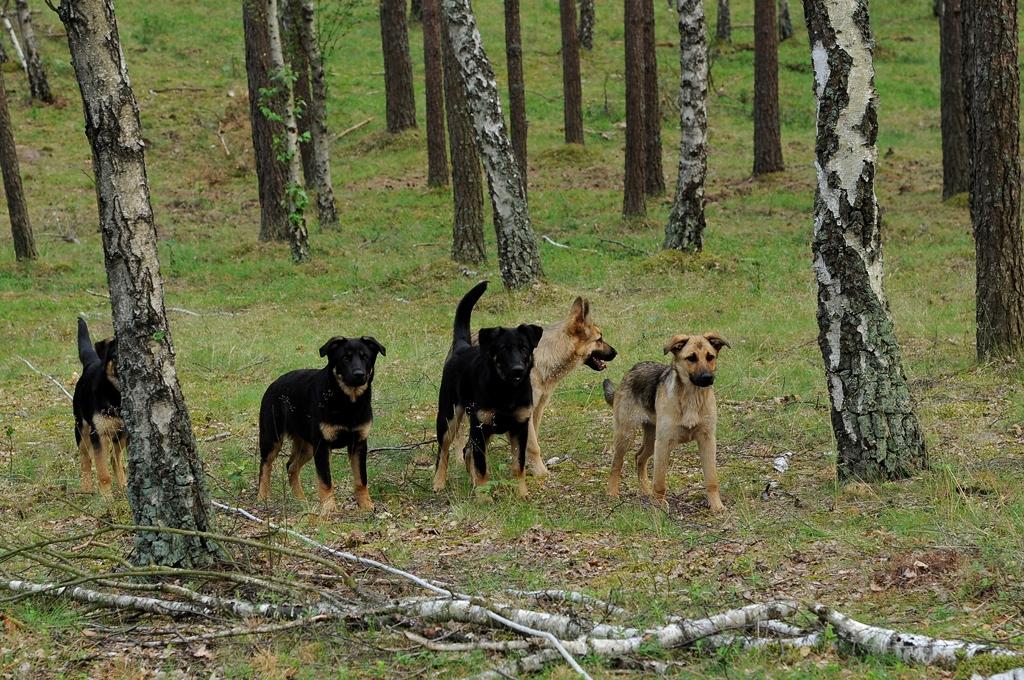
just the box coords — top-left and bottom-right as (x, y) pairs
(453, 297), (617, 479)
(603, 333), (729, 512)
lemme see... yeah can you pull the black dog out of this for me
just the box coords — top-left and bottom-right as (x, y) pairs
(258, 336), (386, 512)
(433, 281), (543, 497)
(72, 317), (125, 496)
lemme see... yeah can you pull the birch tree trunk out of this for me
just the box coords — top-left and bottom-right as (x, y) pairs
(623, 0), (647, 217)
(422, 0), (449, 188)
(296, 0), (339, 229)
(14, 0), (52, 104)
(939, 0), (968, 199)
(716, 0), (730, 43)
(560, 0), (584, 145)
(282, 0), (315, 182)
(442, 0), (540, 289)
(57, 0), (221, 567)
(443, 34), (485, 264)
(962, 0), (1024, 358)
(663, 0), (707, 252)
(777, 0), (793, 41)
(753, 0), (783, 174)
(242, 0), (290, 241)
(266, 0), (311, 261)
(803, 0), (926, 481)
(579, 0), (595, 50)
(504, 0), (528, 185)
(642, 0), (664, 195)
(380, 0), (417, 132)
(0, 44), (35, 261)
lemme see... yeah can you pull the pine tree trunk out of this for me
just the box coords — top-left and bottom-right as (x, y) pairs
(715, 0), (730, 43)
(777, 0), (793, 41)
(411, 0), (423, 22)
(0, 46), (36, 261)
(380, 0), (417, 132)
(623, 0), (647, 217)
(504, 0), (528, 185)
(579, 0), (595, 50)
(242, 0), (290, 241)
(57, 0), (221, 567)
(962, 0), (1024, 358)
(803, 0), (926, 482)
(282, 0), (315, 183)
(296, 0), (339, 229)
(939, 0), (968, 199)
(642, 0), (664, 195)
(422, 0), (449, 188)
(753, 0), (783, 174)
(560, 0), (584, 145)
(442, 0), (541, 289)
(14, 0), (52, 104)
(664, 0), (707, 252)
(443, 34), (485, 264)
(266, 0), (310, 261)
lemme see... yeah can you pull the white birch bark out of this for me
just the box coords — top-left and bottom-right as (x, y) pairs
(664, 0), (708, 251)
(14, 0), (52, 103)
(441, 0), (541, 289)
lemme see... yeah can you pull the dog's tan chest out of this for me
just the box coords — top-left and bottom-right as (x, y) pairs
(319, 421), (371, 441)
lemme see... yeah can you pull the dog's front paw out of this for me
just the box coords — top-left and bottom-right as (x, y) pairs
(607, 479), (621, 498)
(709, 499), (726, 513)
(318, 495), (338, 516)
(528, 459), (549, 479)
(355, 493), (375, 511)
(651, 495), (669, 512)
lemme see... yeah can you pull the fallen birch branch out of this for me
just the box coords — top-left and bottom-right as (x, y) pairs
(139, 614), (333, 647)
(505, 588), (628, 618)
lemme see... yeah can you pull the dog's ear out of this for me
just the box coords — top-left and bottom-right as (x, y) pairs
(360, 336), (386, 357)
(319, 336), (346, 358)
(478, 327), (498, 351)
(663, 334), (690, 355)
(518, 324), (544, 350)
(569, 296), (591, 324)
(94, 339), (111, 363)
(703, 333), (730, 351)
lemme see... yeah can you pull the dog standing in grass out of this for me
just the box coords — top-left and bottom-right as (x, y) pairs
(73, 317), (126, 496)
(258, 336), (386, 512)
(433, 281), (543, 497)
(604, 333), (729, 512)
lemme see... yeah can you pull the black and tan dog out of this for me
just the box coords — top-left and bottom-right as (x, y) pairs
(258, 336), (386, 512)
(604, 333), (729, 512)
(72, 317), (126, 496)
(452, 296), (617, 478)
(433, 281), (543, 497)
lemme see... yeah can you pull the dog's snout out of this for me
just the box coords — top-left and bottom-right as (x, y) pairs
(606, 347), (618, 360)
(692, 372), (714, 387)
(508, 366), (527, 382)
(349, 369), (367, 384)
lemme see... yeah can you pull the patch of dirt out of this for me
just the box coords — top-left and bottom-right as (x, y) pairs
(873, 548), (961, 591)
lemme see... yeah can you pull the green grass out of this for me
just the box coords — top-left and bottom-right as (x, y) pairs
(1, 0), (1022, 677)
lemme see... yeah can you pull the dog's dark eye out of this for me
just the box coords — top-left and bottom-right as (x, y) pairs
(686, 354), (698, 363)
(707, 354), (714, 361)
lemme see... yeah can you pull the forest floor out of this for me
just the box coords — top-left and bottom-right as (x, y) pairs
(1, 0), (1023, 678)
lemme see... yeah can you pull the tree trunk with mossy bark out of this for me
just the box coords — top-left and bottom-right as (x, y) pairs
(623, 0), (646, 217)
(664, 0), (707, 252)
(560, 0), (584, 145)
(443, 34), (485, 264)
(243, 0), (290, 241)
(380, 0), (417, 132)
(442, 0), (540, 289)
(753, 0), (783, 174)
(803, 0), (926, 481)
(504, 0), (528, 185)
(962, 0), (1024, 358)
(296, 0), (339, 229)
(15, 0), (52, 104)
(716, 0), (730, 42)
(642, 0), (664, 195)
(57, 0), (223, 567)
(0, 44), (35, 261)
(579, 0), (594, 50)
(422, 0), (449, 188)
(282, 0), (315, 182)
(939, 0), (967, 199)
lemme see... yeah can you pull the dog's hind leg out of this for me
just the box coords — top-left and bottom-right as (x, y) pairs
(93, 434), (113, 498)
(635, 423), (655, 496)
(257, 436), (283, 502)
(433, 406), (463, 492)
(77, 421), (95, 492)
(312, 442), (336, 515)
(607, 420), (633, 498)
(525, 389), (550, 478)
(112, 433), (127, 488)
(348, 436), (374, 510)
(285, 437), (313, 500)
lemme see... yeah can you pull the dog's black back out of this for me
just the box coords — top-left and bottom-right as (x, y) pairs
(72, 317), (121, 448)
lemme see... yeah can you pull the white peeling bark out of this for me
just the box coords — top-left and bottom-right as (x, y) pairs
(14, 0), (52, 103)
(295, 0), (339, 230)
(266, 0), (311, 261)
(441, 0), (541, 289)
(57, 0), (221, 568)
(803, 0), (926, 481)
(664, 0), (708, 252)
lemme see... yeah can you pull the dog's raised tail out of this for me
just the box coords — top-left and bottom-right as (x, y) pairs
(453, 281), (488, 347)
(77, 316), (100, 367)
(602, 379), (616, 406)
